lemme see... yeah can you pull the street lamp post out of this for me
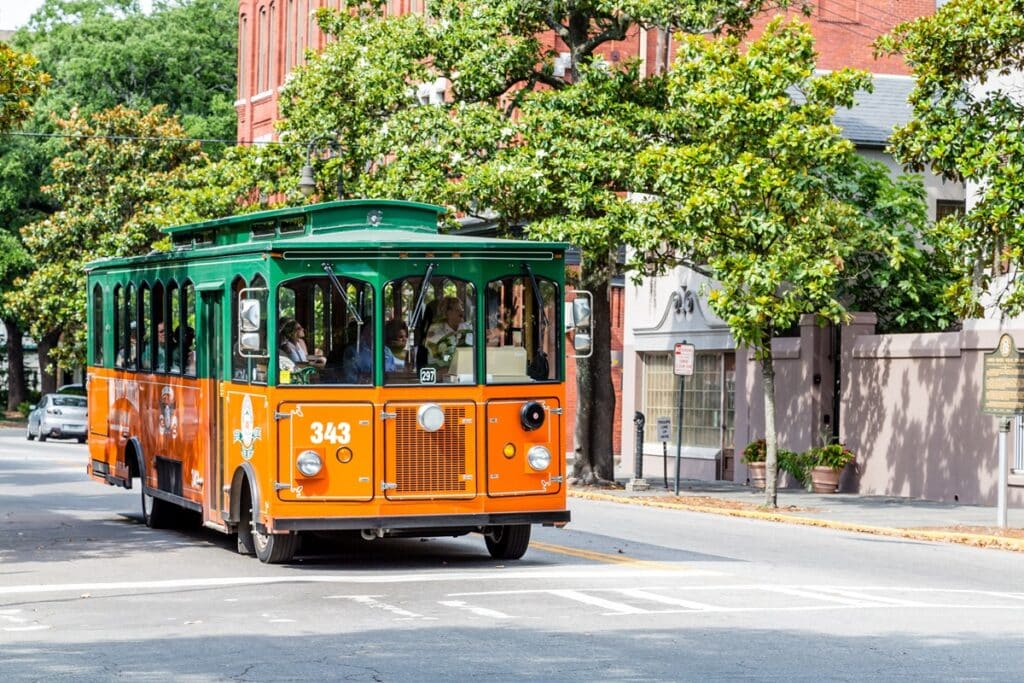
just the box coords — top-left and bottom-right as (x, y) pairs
(298, 134), (343, 200)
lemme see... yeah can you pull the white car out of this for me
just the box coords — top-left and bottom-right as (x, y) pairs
(26, 394), (88, 443)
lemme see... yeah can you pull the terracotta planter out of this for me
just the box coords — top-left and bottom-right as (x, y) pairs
(810, 465), (841, 493)
(747, 462), (767, 489)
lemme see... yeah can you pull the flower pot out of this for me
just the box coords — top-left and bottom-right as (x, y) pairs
(747, 462), (767, 489)
(810, 465), (841, 493)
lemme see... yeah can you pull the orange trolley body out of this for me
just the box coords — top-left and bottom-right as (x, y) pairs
(85, 200), (575, 563)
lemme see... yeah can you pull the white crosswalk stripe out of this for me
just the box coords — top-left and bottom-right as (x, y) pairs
(547, 589), (649, 614)
(438, 600), (513, 619)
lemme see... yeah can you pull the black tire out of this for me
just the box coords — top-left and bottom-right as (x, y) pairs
(254, 526), (298, 564)
(236, 492), (256, 556)
(38, 432), (47, 442)
(141, 485), (175, 529)
(26, 425), (35, 441)
(77, 436), (87, 444)
(485, 524), (531, 560)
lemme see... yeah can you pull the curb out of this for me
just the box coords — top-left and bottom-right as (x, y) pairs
(569, 489), (1024, 553)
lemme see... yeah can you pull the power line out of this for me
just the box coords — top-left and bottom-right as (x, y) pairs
(1, 130), (294, 146)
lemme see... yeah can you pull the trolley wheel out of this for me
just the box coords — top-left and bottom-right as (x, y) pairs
(26, 425), (35, 441)
(236, 494), (256, 556)
(484, 524), (531, 560)
(253, 526), (298, 564)
(141, 486), (174, 529)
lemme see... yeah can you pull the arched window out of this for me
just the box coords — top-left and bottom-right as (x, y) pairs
(140, 283), (152, 371)
(284, 0), (294, 73)
(182, 281), (196, 376)
(92, 284), (104, 367)
(113, 285), (124, 368)
(126, 283), (138, 370)
(257, 5), (268, 92)
(166, 280), (179, 373)
(238, 14), (249, 99)
(268, 2), (278, 88)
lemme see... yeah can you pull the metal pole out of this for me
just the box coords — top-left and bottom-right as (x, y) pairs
(663, 439), (669, 489)
(675, 375), (684, 495)
(998, 416), (1011, 528)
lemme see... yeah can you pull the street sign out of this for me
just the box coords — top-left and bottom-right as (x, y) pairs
(655, 416), (672, 442)
(674, 343), (695, 376)
(982, 334), (1024, 415)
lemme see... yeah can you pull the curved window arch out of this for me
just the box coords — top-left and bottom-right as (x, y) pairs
(92, 283), (104, 367)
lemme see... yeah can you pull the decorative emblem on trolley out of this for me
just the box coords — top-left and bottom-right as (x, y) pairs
(233, 395), (262, 460)
(158, 386), (178, 437)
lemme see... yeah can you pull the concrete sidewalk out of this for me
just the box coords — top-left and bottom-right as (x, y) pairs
(568, 478), (1024, 552)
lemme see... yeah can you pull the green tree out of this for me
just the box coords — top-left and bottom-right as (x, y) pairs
(877, 0), (1024, 316)
(8, 106), (202, 390)
(0, 42), (48, 409)
(14, 0), (237, 141)
(0, 42), (49, 130)
(280, 0), (814, 485)
(628, 19), (907, 506)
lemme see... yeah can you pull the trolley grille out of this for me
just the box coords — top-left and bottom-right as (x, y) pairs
(392, 406), (468, 494)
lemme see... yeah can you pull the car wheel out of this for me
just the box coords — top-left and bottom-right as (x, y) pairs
(26, 424), (35, 441)
(77, 436), (87, 444)
(38, 431), (47, 442)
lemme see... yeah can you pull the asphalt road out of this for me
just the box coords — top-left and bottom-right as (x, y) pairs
(2, 428), (1023, 681)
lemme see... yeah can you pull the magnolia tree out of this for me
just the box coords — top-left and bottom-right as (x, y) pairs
(9, 106), (202, 389)
(629, 20), (910, 507)
(878, 0), (1024, 316)
(279, 0), (816, 485)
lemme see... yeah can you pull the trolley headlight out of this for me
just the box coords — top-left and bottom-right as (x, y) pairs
(417, 403), (445, 432)
(526, 445), (551, 471)
(296, 450), (323, 477)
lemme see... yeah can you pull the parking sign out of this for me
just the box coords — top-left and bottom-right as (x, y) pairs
(674, 343), (695, 376)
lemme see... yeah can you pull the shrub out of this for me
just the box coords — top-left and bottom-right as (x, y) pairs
(741, 439), (766, 464)
(778, 449), (815, 487)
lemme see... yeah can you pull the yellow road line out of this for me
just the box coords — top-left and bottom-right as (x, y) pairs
(529, 540), (683, 570)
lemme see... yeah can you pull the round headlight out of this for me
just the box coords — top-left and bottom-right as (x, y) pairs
(417, 403), (445, 432)
(526, 445), (551, 471)
(520, 401), (545, 431)
(296, 450), (323, 477)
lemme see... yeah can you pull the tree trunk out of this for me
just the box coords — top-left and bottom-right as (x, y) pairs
(571, 266), (616, 485)
(760, 352), (779, 508)
(4, 320), (26, 412)
(36, 330), (61, 395)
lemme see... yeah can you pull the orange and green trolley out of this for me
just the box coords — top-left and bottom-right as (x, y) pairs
(85, 199), (574, 563)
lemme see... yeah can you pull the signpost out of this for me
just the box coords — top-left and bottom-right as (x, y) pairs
(981, 334), (1024, 528)
(656, 416), (672, 489)
(673, 342), (695, 495)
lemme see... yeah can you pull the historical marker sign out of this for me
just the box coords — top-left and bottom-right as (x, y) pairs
(982, 334), (1024, 415)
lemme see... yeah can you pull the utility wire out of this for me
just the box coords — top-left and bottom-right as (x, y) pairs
(2, 130), (294, 146)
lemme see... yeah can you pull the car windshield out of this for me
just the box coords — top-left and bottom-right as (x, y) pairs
(52, 396), (87, 408)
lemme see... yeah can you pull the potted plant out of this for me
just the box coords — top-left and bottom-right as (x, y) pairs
(778, 448), (815, 490)
(809, 443), (855, 493)
(742, 439), (767, 488)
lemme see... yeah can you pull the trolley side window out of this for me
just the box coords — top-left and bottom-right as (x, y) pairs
(232, 275), (267, 383)
(485, 275), (559, 383)
(276, 275), (373, 385)
(91, 283), (104, 367)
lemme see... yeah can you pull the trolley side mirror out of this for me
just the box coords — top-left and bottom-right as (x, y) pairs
(566, 290), (593, 359)
(238, 288), (269, 357)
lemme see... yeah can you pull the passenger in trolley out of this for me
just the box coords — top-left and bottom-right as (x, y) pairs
(425, 296), (472, 369)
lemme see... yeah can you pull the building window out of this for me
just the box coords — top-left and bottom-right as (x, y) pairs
(285, 0), (294, 73)
(269, 2), (278, 89)
(257, 5), (268, 92)
(935, 199), (966, 222)
(641, 351), (732, 450)
(238, 14), (249, 98)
